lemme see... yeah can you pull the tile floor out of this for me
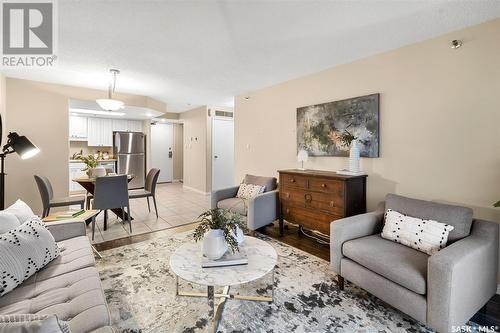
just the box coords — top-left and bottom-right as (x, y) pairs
(87, 182), (209, 244)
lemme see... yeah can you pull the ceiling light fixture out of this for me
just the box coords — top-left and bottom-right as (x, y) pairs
(96, 69), (125, 111)
(69, 108), (126, 117)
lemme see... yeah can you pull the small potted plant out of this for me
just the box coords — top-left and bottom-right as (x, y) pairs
(73, 152), (101, 177)
(193, 208), (246, 260)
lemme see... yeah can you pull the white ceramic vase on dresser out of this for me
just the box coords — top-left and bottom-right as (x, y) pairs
(348, 139), (361, 173)
(202, 229), (228, 260)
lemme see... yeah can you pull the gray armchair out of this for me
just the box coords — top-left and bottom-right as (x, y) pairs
(211, 174), (280, 231)
(330, 193), (498, 333)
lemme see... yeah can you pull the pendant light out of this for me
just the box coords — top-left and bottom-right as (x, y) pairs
(96, 69), (125, 111)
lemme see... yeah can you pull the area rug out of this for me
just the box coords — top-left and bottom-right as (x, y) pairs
(96, 232), (462, 333)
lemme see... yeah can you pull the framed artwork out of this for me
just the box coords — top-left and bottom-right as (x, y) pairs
(297, 93), (379, 157)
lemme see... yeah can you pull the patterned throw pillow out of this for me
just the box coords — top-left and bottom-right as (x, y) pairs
(236, 183), (265, 199)
(0, 216), (60, 296)
(381, 209), (454, 255)
(0, 314), (70, 333)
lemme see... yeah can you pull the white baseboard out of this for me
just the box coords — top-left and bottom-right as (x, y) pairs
(182, 185), (209, 196)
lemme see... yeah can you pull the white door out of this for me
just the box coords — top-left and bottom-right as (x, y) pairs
(212, 118), (234, 191)
(151, 123), (173, 183)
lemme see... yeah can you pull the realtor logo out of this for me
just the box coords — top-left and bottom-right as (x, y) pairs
(1, 0), (57, 67)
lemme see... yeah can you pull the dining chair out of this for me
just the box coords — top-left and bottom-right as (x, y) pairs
(129, 168), (161, 218)
(92, 174), (131, 240)
(34, 175), (85, 218)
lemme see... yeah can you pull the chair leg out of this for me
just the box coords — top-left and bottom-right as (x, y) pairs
(80, 201), (84, 210)
(91, 215), (96, 241)
(121, 208), (125, 222)
(337, 275), (344, 290)
(46, 207), (50, 217)
(152, 196), (158, 218)
(103, 210), (108, 231)
(127, 206), (132, 233)
(146, 197), (151, 212)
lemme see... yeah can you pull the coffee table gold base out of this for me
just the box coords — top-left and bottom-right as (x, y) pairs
(175, 269), (274, 332)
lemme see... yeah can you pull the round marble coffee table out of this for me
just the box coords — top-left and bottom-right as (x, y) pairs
(169, 236), (277, 332)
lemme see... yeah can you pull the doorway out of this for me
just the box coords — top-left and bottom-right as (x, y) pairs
(212, 117), (234, 191)
(151, 122), (174, 183)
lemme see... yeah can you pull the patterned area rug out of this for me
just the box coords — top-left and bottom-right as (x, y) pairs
(96, 232), (462, 333)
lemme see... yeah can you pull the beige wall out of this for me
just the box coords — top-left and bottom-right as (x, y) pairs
(173, 123), (184, 181)
(180, 106), (209, 193)
(235, 19), (500, 221)
(4, 78), (166, 215)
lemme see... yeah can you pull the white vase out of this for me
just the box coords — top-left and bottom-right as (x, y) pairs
(90, 166), (106, 177)
(348, 140), (361, 173)
(202, 229), (228, 260)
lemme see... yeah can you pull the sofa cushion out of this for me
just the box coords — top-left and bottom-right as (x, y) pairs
(0, 314), (70, 333)
(343, 234), (428, 295)
(385, 194), (473, 242)
(0, 267), (111, 333)
(0, 217), (60, 296)
(217, 198), (247, 216)
(244, 174), (277, 192)
(23, 236), (95, 285)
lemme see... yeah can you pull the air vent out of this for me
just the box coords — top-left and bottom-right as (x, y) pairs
(215, 111), (233, 118)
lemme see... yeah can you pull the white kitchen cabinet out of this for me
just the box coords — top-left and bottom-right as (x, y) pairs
(112, 119), (129, 132)
(127, 120), (143, 132)
(87, 118), (113, 147)
(69, 116), (87, 141)
(69, 163), (86, 192)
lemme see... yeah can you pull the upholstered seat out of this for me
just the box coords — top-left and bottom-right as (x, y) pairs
(217, 198), (247, 216)
(23, 236), (95, 284)
(343, 234), (428, 295)
(0, 267), (111, 333)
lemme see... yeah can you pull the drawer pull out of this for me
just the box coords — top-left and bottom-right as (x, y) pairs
(290, 178), (296, 183)
(330, 201), (335, 207)
(304, 193), (312, 203)
(285, 192), (290, 198)
(286, 208), (290, 214)
(321, 183), (327, 188)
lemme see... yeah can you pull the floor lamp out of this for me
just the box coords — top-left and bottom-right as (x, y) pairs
(0, 115), (40, 209)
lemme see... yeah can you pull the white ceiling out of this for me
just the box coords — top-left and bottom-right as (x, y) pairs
(2, 1), (499, 112)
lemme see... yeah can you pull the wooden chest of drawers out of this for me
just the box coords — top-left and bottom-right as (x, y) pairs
(278, 169), (367, 235)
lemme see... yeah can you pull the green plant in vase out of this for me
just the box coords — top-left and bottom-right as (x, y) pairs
(73, 152), (98, 177)
(193, 208), (246, 258)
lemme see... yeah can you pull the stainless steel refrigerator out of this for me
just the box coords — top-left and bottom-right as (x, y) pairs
(113, 131), (146, 189)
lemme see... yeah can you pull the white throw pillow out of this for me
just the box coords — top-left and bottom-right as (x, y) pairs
(236, 183), (265, 199)
(381, 209), (454, 255)
(0, 212), (21, 234)
(0, 216), (60, 296)
(0, 314), (70, 333)
(4, 200), (35, 223)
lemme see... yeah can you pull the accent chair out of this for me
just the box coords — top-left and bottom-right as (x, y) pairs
(211, 174), (280, 232)
(330, 193), (499, 332)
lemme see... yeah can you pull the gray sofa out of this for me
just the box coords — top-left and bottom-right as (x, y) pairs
(331, 194), (498, 333)
(211, 174), (280, 231)
(0, 220), (113, 333)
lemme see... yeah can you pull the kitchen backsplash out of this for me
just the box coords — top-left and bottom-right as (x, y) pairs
(70, 141), (113, 159)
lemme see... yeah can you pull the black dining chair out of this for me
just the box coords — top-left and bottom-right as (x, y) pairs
(92, 174), (131, 240)
(34, 175), (85, 218)
(129, 168), (160, 218)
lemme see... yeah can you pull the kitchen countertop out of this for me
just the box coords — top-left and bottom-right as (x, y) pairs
(69, 159), (117, 163)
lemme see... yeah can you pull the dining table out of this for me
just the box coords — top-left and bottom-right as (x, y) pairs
(72, 174), (135, 224)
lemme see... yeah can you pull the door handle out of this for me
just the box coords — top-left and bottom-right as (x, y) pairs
(168, 151), (173, 158)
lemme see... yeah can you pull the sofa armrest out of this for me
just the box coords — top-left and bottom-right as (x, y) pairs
(247, 190), (279, 231)
(428, 219), (499, 332)
(46, 220), (87, 242)
(330, 211), (384, 274)
(210, 186), (240, 209)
